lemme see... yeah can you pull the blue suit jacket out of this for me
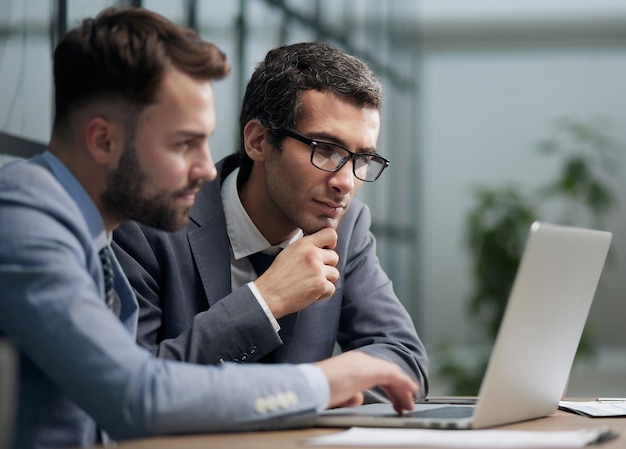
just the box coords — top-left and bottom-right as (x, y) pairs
(0, 155), (327, 449)
(114, 155), (429, 396)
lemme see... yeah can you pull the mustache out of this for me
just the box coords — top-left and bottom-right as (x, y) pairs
(175, 179), (205, 197)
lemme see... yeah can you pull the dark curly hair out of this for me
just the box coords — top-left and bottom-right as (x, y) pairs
(237, 42), (382, 183)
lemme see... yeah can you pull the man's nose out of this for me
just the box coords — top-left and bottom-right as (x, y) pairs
(329, 158), (356, 194)
(193, 144), (217, 182)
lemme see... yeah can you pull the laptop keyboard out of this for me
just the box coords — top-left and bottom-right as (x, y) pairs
(404, 405), (475, 419)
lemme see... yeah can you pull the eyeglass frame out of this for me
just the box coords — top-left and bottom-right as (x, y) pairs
(269, 127), (390, 182)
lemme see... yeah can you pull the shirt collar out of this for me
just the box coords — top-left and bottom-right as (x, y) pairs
(41, 150), (109, 250)
(222, 167), (302, 260)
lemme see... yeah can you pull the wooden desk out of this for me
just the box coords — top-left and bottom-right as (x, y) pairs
(103, 410), (624, 449)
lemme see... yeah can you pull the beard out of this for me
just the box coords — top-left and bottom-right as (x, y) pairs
(102, 144), (201, 232)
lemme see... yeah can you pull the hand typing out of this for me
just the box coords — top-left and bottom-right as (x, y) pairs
(316, 351), (419, 414)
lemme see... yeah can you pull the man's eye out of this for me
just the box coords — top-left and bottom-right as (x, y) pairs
(315, 143), (337, 154)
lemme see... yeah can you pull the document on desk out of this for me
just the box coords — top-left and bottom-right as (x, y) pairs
(305, 426), (617, 447)
(559, 400), (626, 417)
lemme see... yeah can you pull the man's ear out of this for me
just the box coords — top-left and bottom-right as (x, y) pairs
(84, 116), (122, 165)
(243, 120), (272, 162)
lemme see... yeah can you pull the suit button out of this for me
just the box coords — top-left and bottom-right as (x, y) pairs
(277, 393), (290, 409)
(232, 358), (240, 363)
(254, 398), (268, 414)
(240, 353), (249, 362)
(249, 346), (258, 357)
(265, 395), (278, 411)
(286, 391), (298, 406)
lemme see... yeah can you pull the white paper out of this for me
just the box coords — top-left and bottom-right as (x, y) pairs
(305, 426), (610, 448)
(560, 400), (626, 417)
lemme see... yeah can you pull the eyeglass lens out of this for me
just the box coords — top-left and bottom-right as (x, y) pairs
(312, 143), (383, 181)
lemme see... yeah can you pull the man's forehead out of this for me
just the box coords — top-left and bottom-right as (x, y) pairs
(296, 90), (380, 122)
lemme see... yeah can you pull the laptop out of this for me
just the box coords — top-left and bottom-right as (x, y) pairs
(316, 221), (612, 430)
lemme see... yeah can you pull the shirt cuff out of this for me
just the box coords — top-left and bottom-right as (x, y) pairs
(247, 281), (281, 333)
(297, 364), (331, 413)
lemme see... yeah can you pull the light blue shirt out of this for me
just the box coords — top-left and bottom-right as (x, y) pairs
(42, 151), (137, 329)
(0, 153), (328, 449)
(42, 152), (107, 250)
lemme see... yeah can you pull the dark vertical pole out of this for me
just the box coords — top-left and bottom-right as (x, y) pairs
(313, 0), (321, 41)
(236, 0), (247, 103)
(122, 0), (143, 7)
(185, 0), (198, 31)
(50, 0), (66, 53)
(50, 0), (67, 126)
(277, 0), (288, 44)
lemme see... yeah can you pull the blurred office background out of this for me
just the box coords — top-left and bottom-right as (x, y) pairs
(1, 0), (624, 396)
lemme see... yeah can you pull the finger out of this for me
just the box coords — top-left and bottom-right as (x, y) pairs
(383, 383), (419, 413)
(336, 392), (364, 409)
(308, 228), (338, 250)
(317, 278), (337, 301)
(391, 390), (417, 414)
(323, 265), (340, 284)
(322, 248), (339, 267)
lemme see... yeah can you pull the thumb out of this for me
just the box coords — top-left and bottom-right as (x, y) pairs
(331, 392), (365, 409)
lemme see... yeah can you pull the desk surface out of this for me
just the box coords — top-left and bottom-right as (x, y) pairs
(103, 410), (624, 449)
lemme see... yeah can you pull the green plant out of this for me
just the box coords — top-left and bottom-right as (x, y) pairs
(439, 116), (620, 396)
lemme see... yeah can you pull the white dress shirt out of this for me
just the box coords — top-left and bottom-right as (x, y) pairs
(221, 168), (303, 333)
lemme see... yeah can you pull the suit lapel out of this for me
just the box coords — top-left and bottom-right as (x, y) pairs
(186, 155), (303, 346)
(188, 226), (230, 308)
(187, 158), (236, 307)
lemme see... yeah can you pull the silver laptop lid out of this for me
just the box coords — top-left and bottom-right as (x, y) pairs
(314, 222), (611, 430)
(472, 221), (611, 428)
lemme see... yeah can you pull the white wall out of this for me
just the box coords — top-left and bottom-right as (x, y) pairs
(415, 3), (626, 394)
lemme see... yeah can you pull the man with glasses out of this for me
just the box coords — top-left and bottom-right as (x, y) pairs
(1, 13), (421, 447)
(114, 42), (429, 401)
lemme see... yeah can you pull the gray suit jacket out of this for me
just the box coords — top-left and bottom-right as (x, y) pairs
(114, 155), (429, 396)
(0, 154), (325, 449)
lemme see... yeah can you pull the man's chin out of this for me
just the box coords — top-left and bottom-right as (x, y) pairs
(301, 218), (340, 235)
(134, 209), (190, 232)
(165, 212), (191, 232)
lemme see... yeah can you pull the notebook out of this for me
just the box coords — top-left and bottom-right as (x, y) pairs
(316, 221), (612, 430)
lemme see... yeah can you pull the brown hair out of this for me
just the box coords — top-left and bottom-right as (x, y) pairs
(52, 7), (230, 136)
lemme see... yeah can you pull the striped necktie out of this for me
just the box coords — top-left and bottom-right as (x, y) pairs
(99, 246), (120, 315)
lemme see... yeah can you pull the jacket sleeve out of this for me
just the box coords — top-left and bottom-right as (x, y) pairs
(113, 221), (283, 364)
(336, 201), (430, 398)
(0, 165), (326, 442)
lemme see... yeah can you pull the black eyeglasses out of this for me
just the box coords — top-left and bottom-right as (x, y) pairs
(272, 127), (390, 182)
